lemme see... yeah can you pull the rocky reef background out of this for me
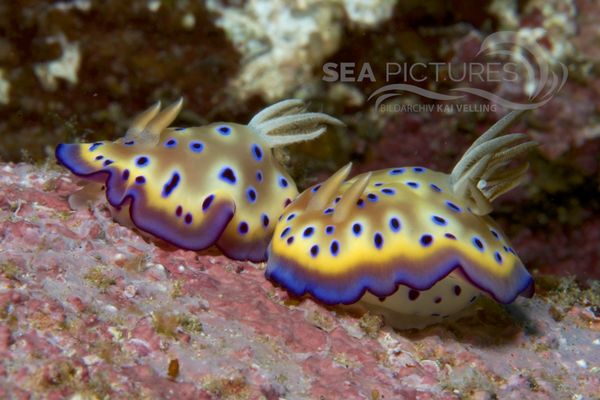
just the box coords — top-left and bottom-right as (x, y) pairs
(0, 0), (599, 398)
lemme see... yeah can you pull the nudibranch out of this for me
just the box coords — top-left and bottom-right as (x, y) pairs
(266, 111), (536, 326)
(55, 99), (342, 261)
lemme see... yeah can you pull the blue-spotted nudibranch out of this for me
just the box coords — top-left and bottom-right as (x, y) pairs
(266, 111), (536, 327)
(55, 99), (343, 261)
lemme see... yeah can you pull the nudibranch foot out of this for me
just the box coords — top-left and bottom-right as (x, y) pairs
(358, 270), (482, 329)
(66, 181), (105, 211)
(56, 98), (342, 261)
(266, 110), (536, 326)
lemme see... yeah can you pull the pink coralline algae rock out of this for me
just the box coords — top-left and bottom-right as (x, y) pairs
(0, 162), (599, 399)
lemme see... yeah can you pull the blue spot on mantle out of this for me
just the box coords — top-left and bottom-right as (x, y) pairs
(219, 167), (237, 184)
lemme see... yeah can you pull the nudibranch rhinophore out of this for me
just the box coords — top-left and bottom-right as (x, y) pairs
(266, 111), (536, 326)
(55, 99), (342, 261)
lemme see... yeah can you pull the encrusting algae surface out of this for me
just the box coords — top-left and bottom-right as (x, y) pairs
(1, 0), (599, 399)
(0, 162), (598, 398)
